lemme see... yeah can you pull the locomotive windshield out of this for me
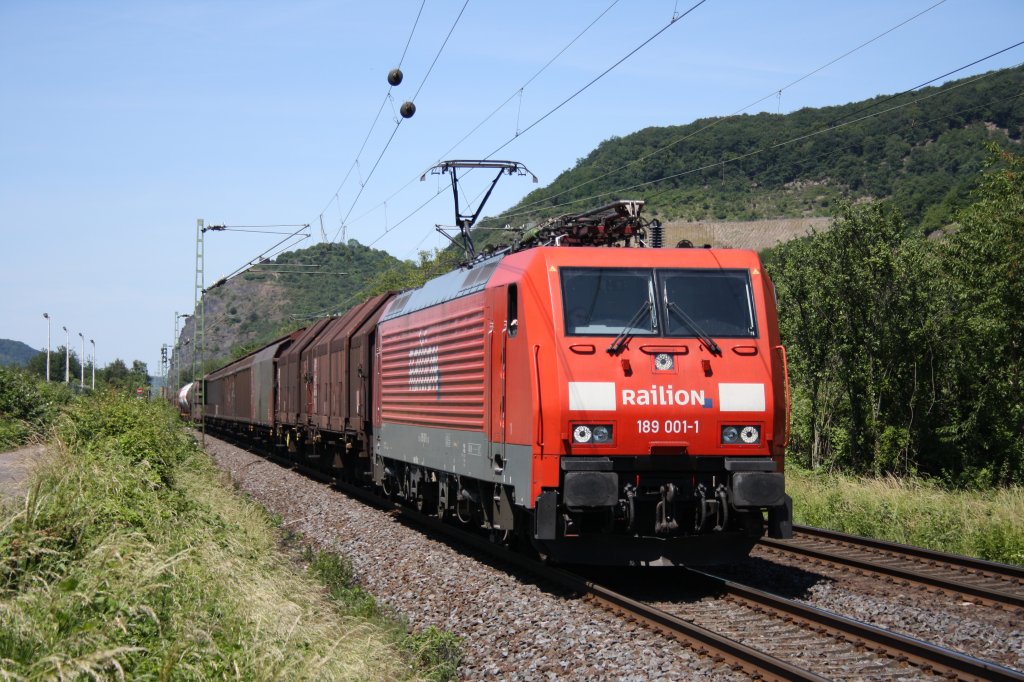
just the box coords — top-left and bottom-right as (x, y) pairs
(561, 267), (757, 338)
(661, 269), (756, 338)
(561, 268), (657, 336)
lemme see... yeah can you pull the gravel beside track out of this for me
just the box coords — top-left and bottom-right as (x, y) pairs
(203, 435), (748, 681)
(714, 549), (1024, 672)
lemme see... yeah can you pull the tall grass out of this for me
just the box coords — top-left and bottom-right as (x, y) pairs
(0, 393), (456, 679)
(304, 549), (462, 681)
(788, 466), (1024, 566)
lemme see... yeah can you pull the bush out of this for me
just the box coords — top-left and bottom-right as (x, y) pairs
(0, 367), (73, 449)
(0, 393), (442, 679)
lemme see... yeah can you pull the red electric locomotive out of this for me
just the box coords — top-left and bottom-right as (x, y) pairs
(197, 196), (792, 566)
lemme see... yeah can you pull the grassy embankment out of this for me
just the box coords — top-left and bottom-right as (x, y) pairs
(0, 366), (73, 449)
(0, 391), (460, 680)
(788, 466), (1024, 566)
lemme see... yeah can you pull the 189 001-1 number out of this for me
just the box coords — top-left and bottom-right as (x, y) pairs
(636, 419), (699, 435)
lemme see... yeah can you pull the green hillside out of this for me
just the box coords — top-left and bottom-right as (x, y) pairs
(477, 65), (1023, 243)
(176, 240), (410, 370)
(0, 339), (38, 367)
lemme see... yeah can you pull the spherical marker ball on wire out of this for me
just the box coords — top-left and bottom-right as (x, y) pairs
(387, 68), (403, 86)
(400, 101), (416, 119)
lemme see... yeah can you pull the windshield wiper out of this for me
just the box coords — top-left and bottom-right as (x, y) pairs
(607, 301), (651, 356)
(667, 301), (722, 356)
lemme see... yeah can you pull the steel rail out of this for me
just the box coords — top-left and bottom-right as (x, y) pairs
(760, 526), (1024, 609)
(792, 525), (1024, 579)
(689, 567), (1024, 682)
(564, 579), (829, 682)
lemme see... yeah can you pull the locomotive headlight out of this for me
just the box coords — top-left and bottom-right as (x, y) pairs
(572, 423), (613, 445)
(592, 425), (612, 443)
(573, 425), (593, 443)
(722, 425), (761, 445)
(654, 353), (674, 371)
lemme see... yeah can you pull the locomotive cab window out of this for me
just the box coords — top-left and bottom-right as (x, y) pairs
(561, 268), (656, 336)
(507, 283), (519, 337)
(561, 267), (757, 339)
(661, 269), (757, 338)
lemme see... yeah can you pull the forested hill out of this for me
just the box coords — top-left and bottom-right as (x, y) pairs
(484, 65), (1023, 235)
(176, 240), (404, 370)
(176, 239), (466, 372)
(0, 339), (38, 367)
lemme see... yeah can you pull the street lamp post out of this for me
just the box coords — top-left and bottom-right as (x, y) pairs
(90, 339), (96, 390)
(62, 326), (69, 384)
(78, 332), (85, 389)
(43, 313), (51, 382)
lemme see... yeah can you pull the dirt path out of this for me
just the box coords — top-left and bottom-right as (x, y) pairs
(0, 444), (46, 500)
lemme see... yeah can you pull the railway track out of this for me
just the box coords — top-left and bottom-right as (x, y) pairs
(356, 492), (1024, 680)
(664, 568), (1024, 681)
(217, 431), (1024, 681)
(759, 525), (1024, 612)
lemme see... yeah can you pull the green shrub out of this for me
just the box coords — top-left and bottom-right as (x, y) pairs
(0, 367), (73, 449)
(0, 393), (441, 679)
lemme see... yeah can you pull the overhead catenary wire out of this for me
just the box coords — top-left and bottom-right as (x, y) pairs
(302, 8), (1015, 321)
(482, 0), (705, 160)
(502, 0), (952, 219)
(364, 0), (707, 248)
(500, 43), (1024, 223)
(330, 0), (471, 243)
(213, 224), (310, 229)
(342, 0), (626, 243)
(216, 227), (312, 235)
(209, 225), (312, 290)
(318, 0), (428, 230)
(437, 0), (622, 162)
(410, 0), (469, 103)
(349, 22), (1014, 328)
(827, 37), (1024, 127)
(327, 86), (1024, 317)
(248, 270), (349, 276)
(545, 68), (1024, 215)
(302, 80), (1024, 322)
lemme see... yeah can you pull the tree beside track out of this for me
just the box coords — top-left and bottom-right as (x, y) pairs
(764, 146), (1024, 487)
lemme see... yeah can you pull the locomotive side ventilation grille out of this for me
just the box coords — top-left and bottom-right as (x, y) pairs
(458, 262), (498, 296)
(379, 306), (487, 431)
(386, 292), (413, 318)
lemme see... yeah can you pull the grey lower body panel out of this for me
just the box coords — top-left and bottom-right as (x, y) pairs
(376, 422), (532, 506)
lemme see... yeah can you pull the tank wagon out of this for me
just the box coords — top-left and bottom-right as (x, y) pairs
(194, 200), (792, 565)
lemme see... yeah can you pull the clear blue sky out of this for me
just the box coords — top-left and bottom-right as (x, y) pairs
(2, 0), (1022, 375)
